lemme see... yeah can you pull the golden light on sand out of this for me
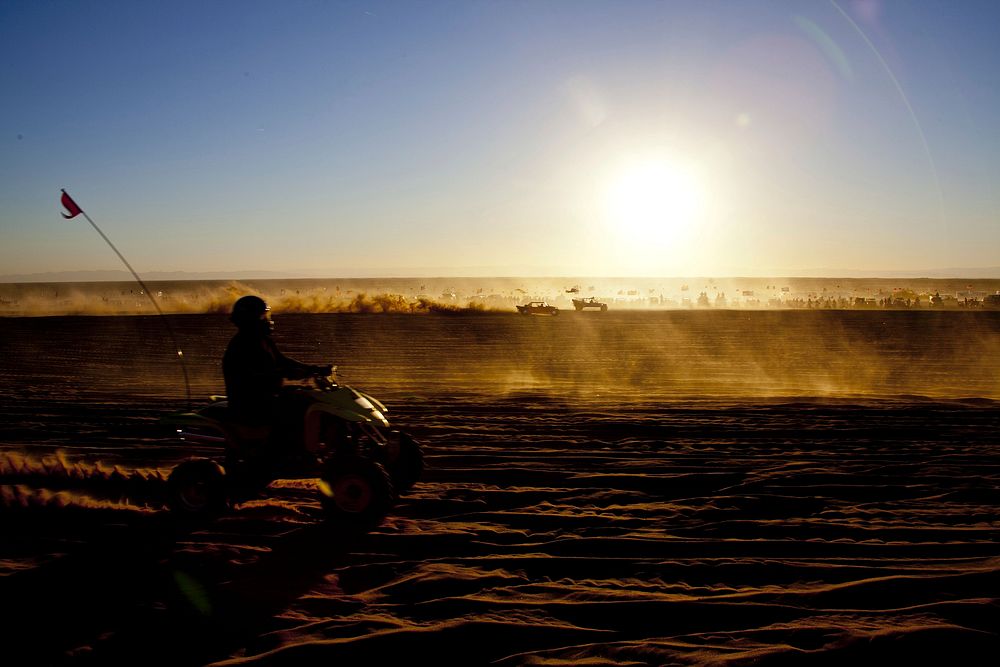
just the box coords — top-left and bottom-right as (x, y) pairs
(604, 159), (704, 247)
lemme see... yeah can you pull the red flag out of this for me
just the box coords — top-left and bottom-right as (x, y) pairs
(61, 189), (82, 219)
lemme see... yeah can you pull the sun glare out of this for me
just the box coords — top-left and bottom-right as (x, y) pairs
(604, 160), (704, 246)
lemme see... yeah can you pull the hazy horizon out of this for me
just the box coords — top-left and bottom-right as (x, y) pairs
(4, 265), (1000, 284)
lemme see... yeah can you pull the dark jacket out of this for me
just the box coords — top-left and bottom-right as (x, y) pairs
(222, 330), (318, 421)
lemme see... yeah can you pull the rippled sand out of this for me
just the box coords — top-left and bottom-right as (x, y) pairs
(1, 311), (998, 665)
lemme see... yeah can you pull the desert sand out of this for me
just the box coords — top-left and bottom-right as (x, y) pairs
(1, 308), (999, 665)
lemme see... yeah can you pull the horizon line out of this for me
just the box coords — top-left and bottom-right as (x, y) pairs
(4, 269), (1000, 284)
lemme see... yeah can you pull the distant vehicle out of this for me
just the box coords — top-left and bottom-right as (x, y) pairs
(516, 301), (559, 315)
(572, 296), (608, 312)
(566, 285), (580, 293)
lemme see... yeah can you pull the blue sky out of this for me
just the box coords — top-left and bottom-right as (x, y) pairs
(2, 0), (998, 277)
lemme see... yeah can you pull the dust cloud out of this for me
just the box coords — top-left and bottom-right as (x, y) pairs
(374, 309), (1000, 401)
(0, 280), (504, 317)
(1, 296), (998, 402)
(3, 276), (997, 317)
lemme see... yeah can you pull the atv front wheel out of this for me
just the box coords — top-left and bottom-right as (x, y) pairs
(167, 459), (227, 517)
(320, 459), (394, 529)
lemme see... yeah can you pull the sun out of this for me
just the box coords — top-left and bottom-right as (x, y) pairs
(604, 159), (704, 245)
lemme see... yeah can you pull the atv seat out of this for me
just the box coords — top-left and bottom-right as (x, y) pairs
(200, 402), (272, 442)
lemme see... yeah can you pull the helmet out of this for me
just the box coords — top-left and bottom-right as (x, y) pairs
(230, 295), (270, 328)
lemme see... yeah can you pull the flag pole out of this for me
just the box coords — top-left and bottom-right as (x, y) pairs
(61, 189), (192, 407)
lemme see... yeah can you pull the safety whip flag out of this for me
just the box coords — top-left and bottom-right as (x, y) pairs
(57, 187), (192, 404)
(61, 189), (83, 219)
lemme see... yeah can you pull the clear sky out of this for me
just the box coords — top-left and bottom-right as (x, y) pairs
(2, 0), (998, 278)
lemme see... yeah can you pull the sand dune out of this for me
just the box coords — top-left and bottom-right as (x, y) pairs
(1, 311), (998, 665)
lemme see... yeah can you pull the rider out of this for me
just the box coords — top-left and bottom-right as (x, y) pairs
(223, 295), (331, 443)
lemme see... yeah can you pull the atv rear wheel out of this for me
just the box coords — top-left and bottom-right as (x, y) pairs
(320, 458), (394, 529)
(385, 430), (424, 494)
(167, 459), (227, 517)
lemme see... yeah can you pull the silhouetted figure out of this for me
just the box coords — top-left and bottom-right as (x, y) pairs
(223, 296), (330, 434)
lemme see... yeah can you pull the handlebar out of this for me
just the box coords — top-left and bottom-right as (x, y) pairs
(313, 364), (338, 389)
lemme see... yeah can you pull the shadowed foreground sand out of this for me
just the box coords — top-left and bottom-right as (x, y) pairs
(1, 312), (998, 665)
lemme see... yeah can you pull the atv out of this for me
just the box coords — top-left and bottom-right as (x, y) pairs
(161, 368), (423, 528)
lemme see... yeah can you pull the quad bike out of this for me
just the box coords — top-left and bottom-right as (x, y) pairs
(161, 368), (423, 528)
